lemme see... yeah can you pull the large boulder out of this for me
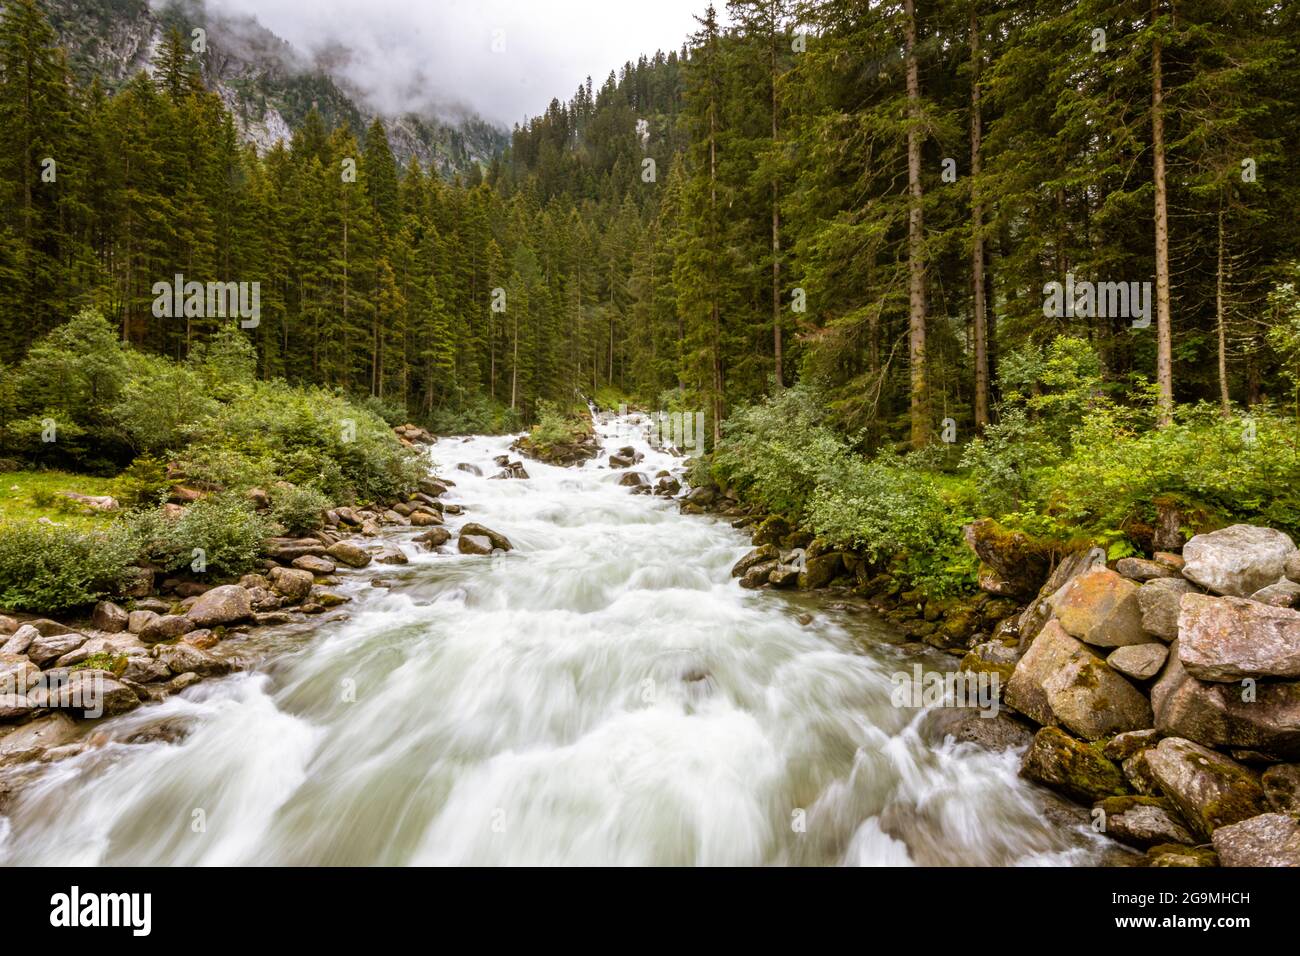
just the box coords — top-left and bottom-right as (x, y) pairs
(798, 552), (843, 590)
(1144, 737), (1269, 841)
(1094, 796), (1195, 849)
(1211, 813), (1300, 867)
(1016, 548), (1103, 648)
(459, 522), (512, 552)
(263, 537), (328, 561)
(326, 541), (372, 568)
(418, 477), (448, 497)
(1005, 620), (1087, 727)
(126, 609), (158, 635)
(1152, 642), (1300, 759)
(292, 554), (337, 575)
(1048, 566), (1148, 647)
(413, 527), (452, 550)
(26, 631), (87, 667)
(372, 545), (409, 566)
(1107, 643), (1168, 681)
(91, 601), (128, 633)
(1114, 557), (1181, 582)
(962, 518), (1051, 597)
(1007, 622), (1154, 740)
(138, 614), (194, 644)
(1042, 653), (1154, 741)
(458, 534), (493, 556)
(1136, 577), (1198, 641)
(732, 544), (779, 578)
(269, 567), (314, 602)
(1178, 592), (1300, 680)
(751, 516), (791, 547)
(0, 624), (38, 656)
(1019, 726), (1129, 803)
(185, 585), (253, 627)
(0, 712), (79, 765)
(153, 642), (231, 678)
(739, 561), (779, 589)
(36, 669), (140, 718)
(1181, 524), (1297, 597)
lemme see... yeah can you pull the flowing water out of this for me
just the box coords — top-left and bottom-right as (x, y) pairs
(0, 414), (1106, 865)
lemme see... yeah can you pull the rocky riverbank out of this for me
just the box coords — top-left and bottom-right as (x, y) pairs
(693, 480), (1300, 867)
(0, 424), (522, 773)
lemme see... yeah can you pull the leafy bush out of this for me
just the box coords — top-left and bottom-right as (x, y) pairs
(5, 312), (423, 506)
(271, 484), (331, 536)
(808, 455), (977, 596)
(1038, 403), (1300, 539)
(0, 519), (139, 612)
(176, 380), (422, 503)
(113, 455), (172, 509)
(528, 400), (584, 448)
(709, 384), (850, 519)
(129, 494), (274, 578)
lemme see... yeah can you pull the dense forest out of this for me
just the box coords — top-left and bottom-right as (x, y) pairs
(5, 0), (1296, 444)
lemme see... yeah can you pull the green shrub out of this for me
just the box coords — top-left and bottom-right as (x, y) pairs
(113, 455), (172, 509)
(0, 519), (140, 612)
(808, 455), (976, 596)
(129, 494), (274, 578)
(710, 384), (850, 520)
(528, 400), (584, 449)
(1038, 403), (1300, 539)
(271, 484), (331, 536)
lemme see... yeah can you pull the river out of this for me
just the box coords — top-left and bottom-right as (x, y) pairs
(0, 413), (1107, 865)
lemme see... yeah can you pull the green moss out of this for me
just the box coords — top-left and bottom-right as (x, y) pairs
(72, 652), (128, 677)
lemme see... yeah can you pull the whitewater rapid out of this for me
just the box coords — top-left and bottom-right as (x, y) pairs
(0, 414), (1106, 865)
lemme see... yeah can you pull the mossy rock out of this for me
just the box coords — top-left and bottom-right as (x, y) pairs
(962, 518), (1053, 597)
(1020, 726), (1130, 804)
(751, 516), (791, 547)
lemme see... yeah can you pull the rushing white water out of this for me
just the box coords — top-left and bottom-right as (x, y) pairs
(0, 414), (1107, 865)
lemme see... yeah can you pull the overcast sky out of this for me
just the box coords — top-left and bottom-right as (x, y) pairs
(207, 0), (721, 127)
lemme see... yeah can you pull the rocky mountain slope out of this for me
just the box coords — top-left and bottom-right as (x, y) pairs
(42, 0), (507, 176)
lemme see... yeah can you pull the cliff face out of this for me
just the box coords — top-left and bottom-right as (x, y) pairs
(42, 0), (507, 176)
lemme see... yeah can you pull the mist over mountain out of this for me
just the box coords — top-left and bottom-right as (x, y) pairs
(43, 0), (508, 176)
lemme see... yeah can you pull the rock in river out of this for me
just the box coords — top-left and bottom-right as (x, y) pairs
(326, 541), (372, 568)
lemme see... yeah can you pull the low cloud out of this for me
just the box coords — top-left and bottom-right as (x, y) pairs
(199, 0), (711, 126)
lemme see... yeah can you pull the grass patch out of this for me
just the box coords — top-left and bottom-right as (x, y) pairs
(0, 469), (120, 529)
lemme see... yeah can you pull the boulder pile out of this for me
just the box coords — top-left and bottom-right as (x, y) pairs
(991, 524), (1300, 866)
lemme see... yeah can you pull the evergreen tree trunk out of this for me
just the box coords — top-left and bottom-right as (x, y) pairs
(969, 5), (989, 432)
(904, 0), (929, 447)
(770, 9), (782, 390)
(1152, 0), (1173, 423)
(709, 78), (723, 445)
(1216, 205), (1230, 417)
